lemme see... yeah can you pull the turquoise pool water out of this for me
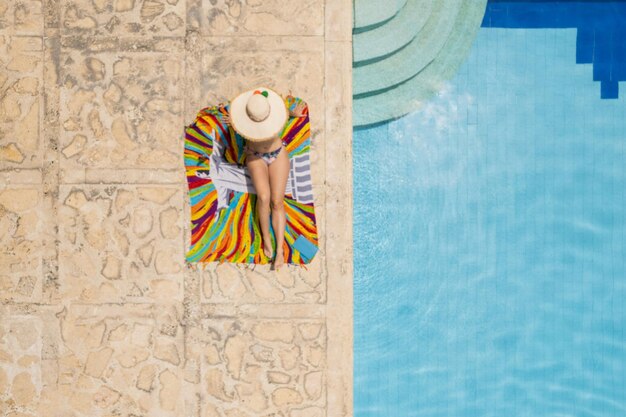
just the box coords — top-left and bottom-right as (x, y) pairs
(354, 8), (626, 417)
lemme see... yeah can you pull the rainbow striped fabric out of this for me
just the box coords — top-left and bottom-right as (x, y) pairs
(184, 96), (318, 266)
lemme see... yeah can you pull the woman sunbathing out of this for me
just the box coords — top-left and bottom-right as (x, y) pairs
(221, 87), (307, 270)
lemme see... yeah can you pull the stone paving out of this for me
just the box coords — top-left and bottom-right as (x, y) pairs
(0, 0), (352, 415)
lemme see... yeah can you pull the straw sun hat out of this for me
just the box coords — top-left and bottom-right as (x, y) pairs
(228, 87), (288, 143)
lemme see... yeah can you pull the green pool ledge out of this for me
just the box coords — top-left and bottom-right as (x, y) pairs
(353, 0), (487, 128)
(353, 0), (432, 64)
(353, 0), (408, 33)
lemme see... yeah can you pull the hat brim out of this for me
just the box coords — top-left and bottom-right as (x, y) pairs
(229, 87), (288, 143)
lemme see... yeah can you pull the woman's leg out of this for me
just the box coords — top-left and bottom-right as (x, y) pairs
(246, 154), (273, 259)
(268, 147), (290, 269)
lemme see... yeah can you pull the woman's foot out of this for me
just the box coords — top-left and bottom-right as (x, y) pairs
(272, 250), (285, 271)
(263, 241), (273, 260)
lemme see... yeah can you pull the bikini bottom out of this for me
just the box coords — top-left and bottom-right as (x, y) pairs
(244, 142), (285, 165)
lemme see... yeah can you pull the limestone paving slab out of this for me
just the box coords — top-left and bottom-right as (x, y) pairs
(0, 0), (44, 35)
(1, 0), (352, 415)
(44, 0), (61, 30)
(55, 183), (185, 303)
(185, 253), (327, 304)
(324, 39), (353, 417)
(184, 313), (326, 416)
(0, 303), (46, 416)
(184, 35), (324, 133)
(187, 0), (323, 37)
(58, 36), (185, 181)
(325, 0), (352, 41)
(42, 32), (63, 309)
(60, 0), (185, 36)
(0, 302), (186, 416)
(324, 41), (351, 274)
(0, 181), (46, 303)
(0, 35), (44, 169)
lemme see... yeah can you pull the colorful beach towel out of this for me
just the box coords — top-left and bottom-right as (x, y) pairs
(184, 96), (318, 266)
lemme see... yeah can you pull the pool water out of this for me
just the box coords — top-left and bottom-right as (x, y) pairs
(354, 4), (626, 417)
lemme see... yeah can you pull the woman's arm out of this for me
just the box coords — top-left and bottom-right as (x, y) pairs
(289, 101), (307, 118)
(283, 90), (307, 118)
(218, 103), (231, 126)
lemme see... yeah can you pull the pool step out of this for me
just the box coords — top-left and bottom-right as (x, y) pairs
(353, 0), (408, 33)
(353, 0), (488, 128)
(354, 0), (461, 96)
(353, 0), (432, 65)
